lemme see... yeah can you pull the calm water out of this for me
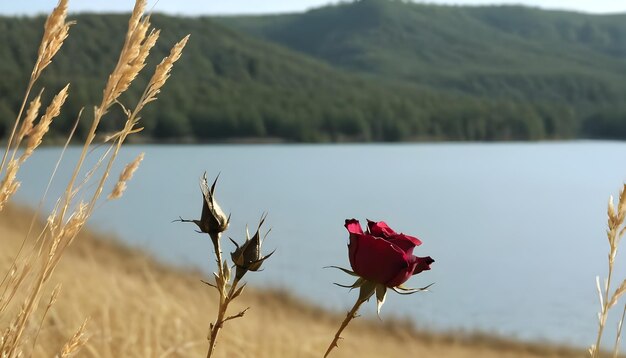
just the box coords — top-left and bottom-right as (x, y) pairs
(12, 142), (626, 348)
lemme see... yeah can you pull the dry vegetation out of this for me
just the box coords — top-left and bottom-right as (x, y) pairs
(591, 184), (626, 358)
(0, 0), (188, 356)
(0, 204), (593, 357)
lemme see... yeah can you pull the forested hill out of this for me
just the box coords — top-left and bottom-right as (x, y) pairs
(217, 0), (626, 140)
(218, 1), (626, 90)
(1, 2), (626, 142)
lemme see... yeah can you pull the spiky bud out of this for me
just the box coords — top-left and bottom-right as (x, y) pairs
(178, 173), (229, 243)
(230, 214), (274, 280)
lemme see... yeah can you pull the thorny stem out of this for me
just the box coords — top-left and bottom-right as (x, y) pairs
(324, 297), (366, 358)
(206, 232), (244, 358)
(211, 233), (224, 286)
(206, 278), (240, 358)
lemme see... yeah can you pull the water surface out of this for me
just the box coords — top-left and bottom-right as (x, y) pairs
(13, 142), (626, 348)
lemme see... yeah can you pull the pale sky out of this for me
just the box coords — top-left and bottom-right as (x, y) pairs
(0, 0), (625, 16)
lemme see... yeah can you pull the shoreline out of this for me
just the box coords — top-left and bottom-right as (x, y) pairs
(2, 138), (625, 149)
(0, 204), (595, 357)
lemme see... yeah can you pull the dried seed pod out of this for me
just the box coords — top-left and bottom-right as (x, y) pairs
(230, 214), (274, 280)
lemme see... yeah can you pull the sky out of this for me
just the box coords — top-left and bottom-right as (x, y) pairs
(0, 0), (625, 16)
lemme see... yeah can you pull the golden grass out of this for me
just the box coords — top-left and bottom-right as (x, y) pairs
(0, 0), (188, 356)
(591, 184), (626, 357)
(108, 152), (144, 200)
(0, 204), (594, 358)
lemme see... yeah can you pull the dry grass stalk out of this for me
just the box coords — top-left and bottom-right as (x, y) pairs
(98, 0), (153, 114)
(31, 284), (63, 350)
(57, 318), (89, 358)
(591, 184), (626, 358)
(0, 0), (72, 180)
(0, 160), (21, 212)
(0, 261), (30, 315)
(0, 0), (189, 356)
(142, 35), (190, 108)
(85, 33), (189, 217)
(32, 0), (73, 80)
(21, 84), (70, 162)
(16, 92), (43, 145)
(613, 304), (626, 358)
(108, 152), (144, 200)
(0, 84), (70, 211)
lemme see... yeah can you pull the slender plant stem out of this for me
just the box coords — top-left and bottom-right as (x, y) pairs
(324, 297), (365, 358)
(206, 302), (226, 358)
(206, 232), (244, 358)
(0, 79), (34, 178)
(594, 254), (616, 358)
(211, 234), (224, 285)
(612, 304), (626, 358)
(0, 78), (34, 175)
(206, 273), (240, 358)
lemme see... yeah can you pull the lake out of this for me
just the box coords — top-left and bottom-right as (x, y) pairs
(12, 142), (626, 348)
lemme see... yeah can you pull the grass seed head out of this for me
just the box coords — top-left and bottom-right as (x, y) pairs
(33, 0), (73, 80)
(108, 152), (144, 200)
(17, 93), (42, 143)
(0, 160), (21, 212)
(22, 84), (70, 161)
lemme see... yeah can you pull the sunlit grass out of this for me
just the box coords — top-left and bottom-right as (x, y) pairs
(0, 204), (594, 357)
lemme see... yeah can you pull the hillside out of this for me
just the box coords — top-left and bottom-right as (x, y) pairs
(217, 0), (626, 139)
(0, 204), (591, 357)
(218, 0), (626, 101)
(1, 3), (626, 142)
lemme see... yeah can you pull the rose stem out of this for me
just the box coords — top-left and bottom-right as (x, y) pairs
(324, 297), (366, 358)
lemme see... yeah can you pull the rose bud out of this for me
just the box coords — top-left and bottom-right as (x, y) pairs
(336, 219), (434, 313)
(230, 214), (275, 280)
(346, 219), (433, 288)
(324, 219), (434, 357)
(177, 172), (230, 242)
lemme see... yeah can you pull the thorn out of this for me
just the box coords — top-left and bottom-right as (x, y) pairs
(201, 280), (218, 289)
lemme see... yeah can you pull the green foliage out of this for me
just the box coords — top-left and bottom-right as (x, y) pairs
(2, 1), (626, 143)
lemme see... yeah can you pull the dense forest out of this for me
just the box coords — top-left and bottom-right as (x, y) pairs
(1, 0), (626, 142)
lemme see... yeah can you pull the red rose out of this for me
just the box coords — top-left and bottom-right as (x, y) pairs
(345, 219), (434, 288)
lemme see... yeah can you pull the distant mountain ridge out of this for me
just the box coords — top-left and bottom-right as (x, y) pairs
(1, 1), (626, 142)
(217, 0), (626, 100)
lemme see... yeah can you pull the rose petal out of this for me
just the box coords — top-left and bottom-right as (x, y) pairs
(386, 265), (414, 288)
(387, 233), (422, 254)
(344, 219), (363, 235)
(387, 255), (434, 287)
(367, 220), (397, 238)
(348, 232), (409, 286)
(347, 233), (360, 269)
(412, 256), (434, 275)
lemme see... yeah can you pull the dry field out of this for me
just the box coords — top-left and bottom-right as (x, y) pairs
(0, 204), (592, 357)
